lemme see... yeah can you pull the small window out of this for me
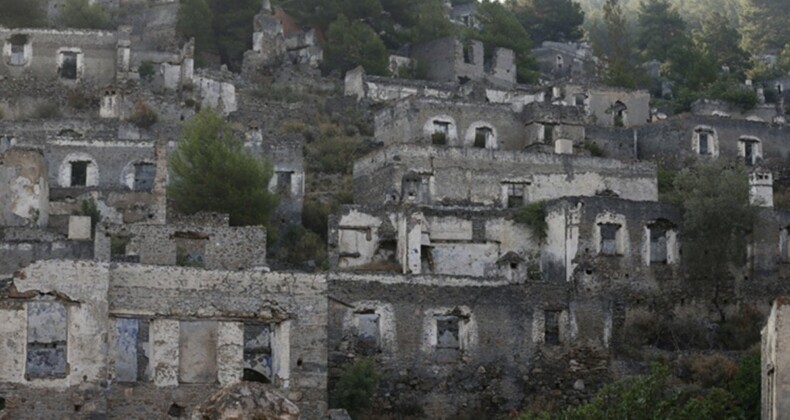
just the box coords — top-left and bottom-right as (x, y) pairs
(699, 132), (710, 155)
(435, 315), (460, 363)
(556, 55), (564, 70)
(613, 101), (627, 127)
(474, 127), (493, 148)
(276, 171), (293, 197)
(59, 51), (78, 80)
(574, 94), (585, 108)
(649, 227), (668, 264)
(463, 43), (474, 64)
(432, 120), (450, 145)
(70, 161), (90, 187)
(8, 34), (28, 66)
(506, 182), (526, 208)
(543, 124), (555, 144)
(133, 162), (155, 191)
(174, 231), (209, 268)
(781, 228), (790, 264)
(599, 223), (620, 255)
(356, 311), (380, 355)
(243, 323), (273, 383)
(26, 301), (68, 379)
(402, 174), (429, 203)
(114, 318), (150, 382)
(544, 310), (561, 345)
(739, 137), (761, 166)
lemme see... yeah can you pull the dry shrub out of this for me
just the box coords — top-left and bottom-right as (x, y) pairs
(687, 353), (738, 387)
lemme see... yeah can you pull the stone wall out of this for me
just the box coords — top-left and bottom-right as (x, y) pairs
(0, 27), (119, 85)
(0, 148), (49, 228)
(352, 145), (658, 208)
(410, 37), (516, 88)
(0, 260), (328, 419)
(328, 272), (572, 418)
(96, 222), (267, 270)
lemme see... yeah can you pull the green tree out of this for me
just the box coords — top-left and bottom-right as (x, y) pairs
(513, 0), (585, 44)
(778, 43), (790, 75)
(739, 0), (790, 54)
(176, 0), (215, 60)
(168, 108), (278, 227)
(0, 0), (46, 27)
(473, 0), (539, 84)
(594, 0), (645, 88)
(59, 0), (112, 29)
(694, 12), (750, 78)
(637, 0), (687, 63)
(408, 0), (459, 45)
(330, 359), (380, 419)
(324, 15), (389, 76)
(209, 0), (259, 71)
(671, 161), (756, 321)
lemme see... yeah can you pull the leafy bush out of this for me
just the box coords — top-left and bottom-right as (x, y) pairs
(32, 102), (62, 119)
(324, 15), (389, 76)
(78, 199), (101, 238)
(728, 350), (760, 419)
(138, 60), (156, 81)
(306, 135), (364, 174)
(686, 354), (737, 387)
(277, 225), (327, 269)
(67, 89), (97, 110)
(706, 79), (758, 110)
(330, 358), (380, 419)
(718, 305), (763, 350)
(129, 100), (158, 129)
(583, 142), (606, 157)
(514, 201), (547, 242)
(59, 0), (112, 29)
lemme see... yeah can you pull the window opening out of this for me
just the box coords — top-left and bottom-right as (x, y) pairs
(133, 162), (155, 191)
(26, 300), (68, 378)
(59, 51), (78, 79)
(70, 161), (89, 187)
(544, 310), (560, 345)
(243, 323), (273, 383)
(599, 223), (620, 255)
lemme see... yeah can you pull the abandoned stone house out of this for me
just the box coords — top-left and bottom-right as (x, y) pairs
(533, 41), (597, 83)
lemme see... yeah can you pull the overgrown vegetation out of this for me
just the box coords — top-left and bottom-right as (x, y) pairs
(514, 201), (548, 242)
(522, 356), (760, 419)
(276, 225), (328, 270)
(168, 108), (279, 227)
(32, 102), (62, 119)
(583, 142), (606, 157)
(128, 100), (158, 129)
(0, 0), (46, 27)
(138, 61), (156, 81)
(78, 199), (101, 238)
(330, 358), (380, 419)
(59, 0), (113, 30)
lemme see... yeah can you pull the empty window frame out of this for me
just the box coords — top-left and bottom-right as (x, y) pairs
(649, 226), (668, 264)
(114, 318), (150, 382)
(462, 42), (474, 64)
(178, 321), (218, 384)
(544, 310), (561, 345)
(612, 101), (627, 127)
(59, 51), (78, 79)
(70, 160), (90, 187)
(781, 228), (790, 264)
(599, 223), (621, 256)
(694, 127), (716, 156)
(474, 126), (493, 148)
(574, 94), (585, 108)
(739, 137), (762, 166)
(355, 311), (381, 355)
(275, 171), (293, 197)
(432, 120), (450, 145)
(434, 315), (461, 363)
(133, 162), (155, 191)
(543, 124), (555, 144)
(402, 174), (430, 203)
(173, 231), (209, 268)
(26, 301), (68, 379)
(243, 323), (273, 383)
(505, 182), (526, 208)
(8, 34), (28, 66)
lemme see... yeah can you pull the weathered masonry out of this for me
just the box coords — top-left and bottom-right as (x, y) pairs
(0, 260), (327, 419)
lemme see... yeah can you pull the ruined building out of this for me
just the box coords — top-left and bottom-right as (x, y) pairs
(3, 1), (790, 418)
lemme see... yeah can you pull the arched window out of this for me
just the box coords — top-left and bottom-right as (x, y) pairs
(59, 152), (99, 187)
(739, 136), (762, 165)
(612, 101), (627, 127)
(692, 126), (718, 157)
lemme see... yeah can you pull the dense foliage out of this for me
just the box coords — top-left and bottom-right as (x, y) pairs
(59, 0), (112, 29)
(473, 0), (538, 83)
(324, 15), (389, 76)
(0, 0), (46, 28)
(168, 108), (278, 227)
(330, 359), (380, 419)
(176, 0), (259, 70)
(523, 356), (760, 419)
(511, 0), (585, 44)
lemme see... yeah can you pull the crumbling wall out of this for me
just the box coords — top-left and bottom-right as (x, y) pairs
(0, 27), (118, 85)
(0, 147), (49, 228)
(561, 85), (651, 128)
(352, 145), (658, 208)
(328, 273), (571, 418)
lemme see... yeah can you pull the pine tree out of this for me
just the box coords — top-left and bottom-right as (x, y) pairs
(168, 108), (278, 227)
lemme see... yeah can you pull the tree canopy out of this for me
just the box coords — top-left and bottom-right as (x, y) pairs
(637, 0), (687, 63)
(473, 0), (539, 84)
(323, 15), (389, 76)
(512, 0), (585, 44)
(59, 0), (113, 30)
(739, 0), (790, 54)
(0, 0), (46, 28)
(168, 108), (278, 227)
